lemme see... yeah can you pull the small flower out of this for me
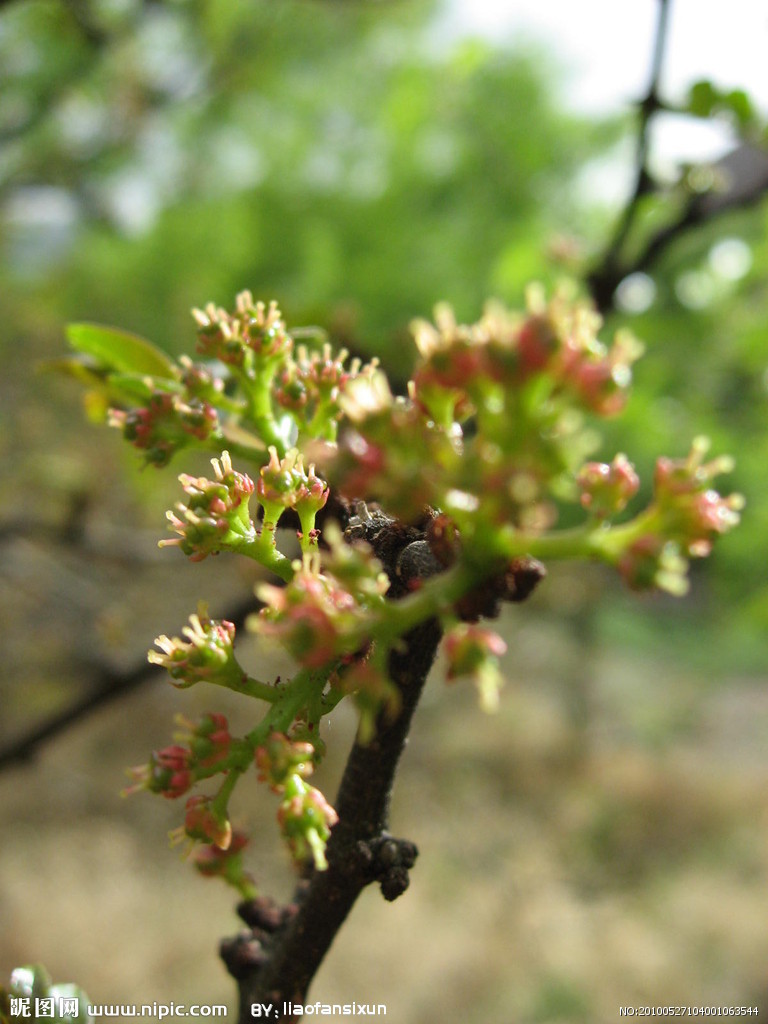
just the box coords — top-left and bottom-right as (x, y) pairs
(425, 512), (461, 568)
(109, 392), (219, 466)
(194, 830), (256, 898)
(255, 733), (316, 792)
(255, 555), (371, 669)
(149, 605), (240, 688)
(514, 313), (559, 378)
(332, 428), (388, 501)
(277, 777), (338, 870)
(337, 370), (393, 423)
(182, 794), (233, 850)
(652, 437), (743, 556)
(557, 325), (641, 416)
(182, 712), (232, 769)
(331, 659), (401, 744)
(578, 453), (640, 518)
(320, 522), (390, 602)
(239, 295), (292, 359)
(178, 355), (225, 400)
(443, 623), (507, 712)
(124, 744), (193, 799)
(617, 535), (689, 595)
(161, 451), (256, 560)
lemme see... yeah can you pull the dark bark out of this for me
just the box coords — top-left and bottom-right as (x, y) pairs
(223, 514), (547, 1020)
(228, 616), (441, 1023)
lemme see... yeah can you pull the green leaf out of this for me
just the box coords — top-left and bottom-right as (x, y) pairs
(687, 80), (718, 118)
(724, 88), (757, 127)
(66, 323), (177, 379)
(107, 372), (180, 403)
(686, 80), (759, 132)
(38, 356), (110, 388)
(41, 358), (177, 406)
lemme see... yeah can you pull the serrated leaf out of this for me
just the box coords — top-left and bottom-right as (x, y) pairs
(66, 323), (176, 379)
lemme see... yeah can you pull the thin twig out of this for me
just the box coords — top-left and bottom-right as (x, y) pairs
(0, 595), (260, 771)
(588, 0), (673, 312)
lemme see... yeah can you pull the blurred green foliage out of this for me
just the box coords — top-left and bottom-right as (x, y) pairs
(1, 0), (767, 672)
(0, 0), (605, 347)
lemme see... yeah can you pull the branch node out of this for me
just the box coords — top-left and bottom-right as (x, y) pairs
(237, 896), (287, 932)
(367, 833), (419, 901)
(220, 934), (269, 981)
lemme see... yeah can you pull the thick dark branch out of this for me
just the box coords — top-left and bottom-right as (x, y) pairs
(229, 617), (441, 1021)
(224, 519), (547, 1018)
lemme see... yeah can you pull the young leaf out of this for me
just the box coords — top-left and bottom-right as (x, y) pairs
(66, 323), (177, 379)
(686, 80), (718, 118)
(686, 80), (758, 132)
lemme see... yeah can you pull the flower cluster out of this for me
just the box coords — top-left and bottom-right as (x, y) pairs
(615, 438), (743, 594)
(329, 288), (642, 531)
(331, 375), (461, 521)
(410, 288), (642, 420)
(161, 451), (256, 561)
(274, 343), (380, 441)
(193, 293), (292, 369)
(125, 713), (233, 800)
(255, 549), (387, 670)
(652, 437), (743, 557)
(109, 391), (219, 467)
(254, 732), (335, 869)
(66, 285), (744, 899)
(578, 454), (640, 519)
(190, 292), (380, 449)
(148, 606), (242, 689)
(256, 446), (329, 547)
